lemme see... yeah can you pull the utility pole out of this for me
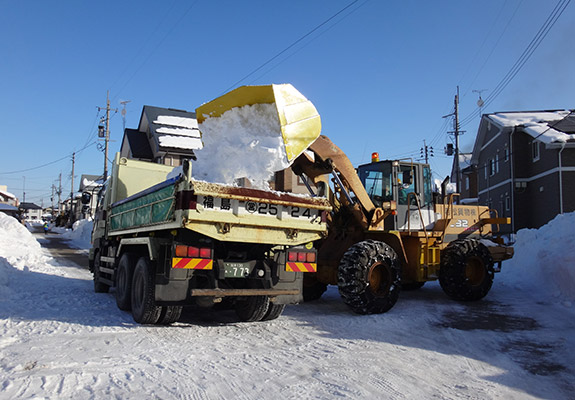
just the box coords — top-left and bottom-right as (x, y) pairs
(98, 91), (117, 180)
(22, 176), (25, 203)
(70, 152), (75, 209)
(443, 87), (465, 201)
(58, 173), (62, 214)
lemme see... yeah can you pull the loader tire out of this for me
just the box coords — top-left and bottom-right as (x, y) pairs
(338, 240), (401, 314)
(157, 306), (183, 325)
(93, 251), (110, 293)
(303, 275), (328, 302)
(235, 296), (269, 322)
(131, 257), (162, 324)
(261, 303), (286, 321)
(439, 239), (494, 301)
(115, 253), (136, 311)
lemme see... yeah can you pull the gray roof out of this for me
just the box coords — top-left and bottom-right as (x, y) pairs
(19, 202), (42, 210)
(124, 128), (154, 159)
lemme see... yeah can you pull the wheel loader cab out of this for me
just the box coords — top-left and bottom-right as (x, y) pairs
(357, 160), (434, 231)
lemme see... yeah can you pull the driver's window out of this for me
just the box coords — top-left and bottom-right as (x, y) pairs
(398, 166), (416, 205)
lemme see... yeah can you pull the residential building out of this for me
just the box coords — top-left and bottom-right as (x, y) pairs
(120, 105), (201, 166)
(19, 202), (43, 221)
(450, 153), (478, 203)
(0, 185), (18, 206)
(470, 109), (575, 234)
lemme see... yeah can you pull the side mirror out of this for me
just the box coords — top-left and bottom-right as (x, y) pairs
(81, 192), (92, 205)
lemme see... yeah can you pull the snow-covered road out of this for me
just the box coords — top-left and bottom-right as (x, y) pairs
(1, 214), (574, 399)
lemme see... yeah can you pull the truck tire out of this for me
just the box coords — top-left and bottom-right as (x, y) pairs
(93, 251), (110, 293)
(303, 275), (328, 302)
(338, 240), (401, 314)
(261, 303), (286, 321)
(115, 253), (137, 311)
(157, 306), (183, 325)
(235, 296), (269, 322)
(439, 239), (494, 301)
(131, 257), (162, 324)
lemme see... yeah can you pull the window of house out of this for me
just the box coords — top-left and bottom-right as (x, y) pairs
(532, 141), (540, 162)
(495, 154), (499, 174)
(504, 146), (509, 162)
(505, 195), (510, 211)
(465, 175), (469, 191)
(489, 158), (496, 176)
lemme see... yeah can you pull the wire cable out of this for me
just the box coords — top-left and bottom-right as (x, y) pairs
(221, 0), (363, 94)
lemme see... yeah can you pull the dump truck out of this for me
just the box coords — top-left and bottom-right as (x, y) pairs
(87, 84), (331, 324)
(291, 136), (514, 314)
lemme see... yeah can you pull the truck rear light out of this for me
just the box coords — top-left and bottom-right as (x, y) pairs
(175, 245), (212, 259)
(306, 252), (316, 263)
(199, 248), (212, 259)
(297, 252), (306, 262)
(187, 246), (200, 257)
(175, 245), (187, 257)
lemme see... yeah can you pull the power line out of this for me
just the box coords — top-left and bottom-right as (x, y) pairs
(0, 142), (97, 175)
(221, 0), (364, 94)
(460, 0), (571, 127)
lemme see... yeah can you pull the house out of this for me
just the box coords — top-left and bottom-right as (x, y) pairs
(450, 153), (478, 203)
(120, 105), (201, 166)
(469, 109), (575, 234)
(19, 202), (43, 222)
(0, 185), (18, 206)
(78, 174), (104, 219)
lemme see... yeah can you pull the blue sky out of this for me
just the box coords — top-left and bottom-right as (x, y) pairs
(1, 0), (573, 206)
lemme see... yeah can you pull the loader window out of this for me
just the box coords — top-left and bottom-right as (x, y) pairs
(398, 165), (416, 205)
(358, 162), (392, 207)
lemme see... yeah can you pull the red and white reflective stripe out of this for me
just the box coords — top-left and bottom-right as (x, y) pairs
(286, 262), (317, 273)
(172, 257), (213, 270)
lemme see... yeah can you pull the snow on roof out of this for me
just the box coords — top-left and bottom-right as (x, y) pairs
(458, 153), (472, 169)
(0, 189), (16, 200)
(158, 135), (203, 150)
(154, 115), (198, 130)
(152, 114), (202, 151)
(156, 127), (201, 137)
(488, 110), (575, 144)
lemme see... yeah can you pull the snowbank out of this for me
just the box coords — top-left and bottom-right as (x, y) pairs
(499, 212), (575, 305)
(59, 218), (94, 249)
(0, 213), (50, 298)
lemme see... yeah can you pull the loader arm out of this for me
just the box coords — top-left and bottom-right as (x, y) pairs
(293, 135), (391, 230)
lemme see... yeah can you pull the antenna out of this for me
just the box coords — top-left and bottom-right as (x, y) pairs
(120, 100), (131, 132)
(473, 89), (487, 114)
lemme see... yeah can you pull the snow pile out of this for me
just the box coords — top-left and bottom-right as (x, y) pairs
(500, 212), (575, 305)
(194, 103), (291, 189)
(0, 213), (49, 298)
(60, 218), (94, 248)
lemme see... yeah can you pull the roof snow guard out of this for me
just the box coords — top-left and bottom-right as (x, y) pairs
(488, 110), (575, 144)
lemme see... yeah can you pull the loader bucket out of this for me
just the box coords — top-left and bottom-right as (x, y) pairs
(196, 84), (321, 162)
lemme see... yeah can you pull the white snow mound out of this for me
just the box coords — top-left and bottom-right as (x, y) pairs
(194, 103), (291, 189)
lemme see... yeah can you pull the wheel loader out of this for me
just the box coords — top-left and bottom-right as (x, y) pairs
(290, 135), (514, 314)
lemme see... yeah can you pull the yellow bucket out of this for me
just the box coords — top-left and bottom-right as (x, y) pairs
(196, 84), (321, 162)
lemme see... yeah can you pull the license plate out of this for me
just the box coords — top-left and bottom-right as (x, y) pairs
(224, 262), (254, 278)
